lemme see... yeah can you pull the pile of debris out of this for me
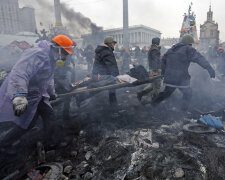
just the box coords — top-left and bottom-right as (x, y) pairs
(1, 87), (225, 179)
(1, 70), (225, 179)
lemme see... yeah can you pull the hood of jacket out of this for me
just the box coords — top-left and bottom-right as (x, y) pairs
(38, 40), (52, 51)
(95, 44), (113, 54)
(152, 37), (160, 45)
(38, 40), (55, 61)
(170, 43), (187, 51)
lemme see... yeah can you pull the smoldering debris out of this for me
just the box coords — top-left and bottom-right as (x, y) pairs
(1, 85), (225, 179)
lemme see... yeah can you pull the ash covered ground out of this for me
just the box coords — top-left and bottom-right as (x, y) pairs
(1, 66), (225, 180)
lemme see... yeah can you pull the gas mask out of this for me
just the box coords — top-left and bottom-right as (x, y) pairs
(53, 46), (67, 67)
(55, 57), (65, 67)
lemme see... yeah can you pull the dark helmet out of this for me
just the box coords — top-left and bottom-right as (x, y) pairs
(152, 37), (160, 45)
(181, 34), (194, 45)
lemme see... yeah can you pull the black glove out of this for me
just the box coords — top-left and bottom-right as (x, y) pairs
(208, 67), (215, 78)
(50, 94), (57, 101)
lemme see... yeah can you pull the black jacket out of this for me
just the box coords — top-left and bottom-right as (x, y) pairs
(148, 44), (161, 72)
(92, 44), (119, 77)
(162, 43), (215, 87)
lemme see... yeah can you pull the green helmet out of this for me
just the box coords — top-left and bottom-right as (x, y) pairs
(104, 36), (117, 44)
(181, 34), (194, 45)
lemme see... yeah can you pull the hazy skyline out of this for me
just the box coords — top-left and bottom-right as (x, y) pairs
(20, 0), (225, 41)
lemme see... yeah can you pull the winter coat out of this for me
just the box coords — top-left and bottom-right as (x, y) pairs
(92, 44), (119, 77)
(0, 40), (55, 129)
(162, 43), (214, 87)
(148, 44), (161, 72)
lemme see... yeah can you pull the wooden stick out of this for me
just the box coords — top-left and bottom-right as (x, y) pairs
(57, 76), (161, 99)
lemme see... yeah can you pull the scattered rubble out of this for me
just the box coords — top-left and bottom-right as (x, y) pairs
(1, 78), (225, 179)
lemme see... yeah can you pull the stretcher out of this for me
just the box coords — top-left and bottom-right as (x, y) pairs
(50, 75), (162, 106)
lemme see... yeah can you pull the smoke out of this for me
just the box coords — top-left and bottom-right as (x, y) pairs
(19, 0), (102, 37)
(61, 2), (103, 37)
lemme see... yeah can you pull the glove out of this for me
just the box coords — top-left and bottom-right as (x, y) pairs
(12, 96), (28, 116)
(50, 94), (57, 101)
(208, 67), (216, 78)
(152, 72), (158, 76)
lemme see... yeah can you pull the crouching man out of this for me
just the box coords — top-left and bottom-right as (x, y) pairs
(0, 35), (74, 152)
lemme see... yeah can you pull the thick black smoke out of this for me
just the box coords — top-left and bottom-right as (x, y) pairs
(61, 2), (102, 36)
(19, 0), (102, 37)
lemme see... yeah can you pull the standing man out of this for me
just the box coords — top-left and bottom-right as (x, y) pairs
(134, 45), (143, 66)
(137, 37), (161, 102)
(0, 35), (74, 150)
(92, 36), (119, 105)
(121, 47), (131, 74)
(54, 54), (75, 120)
(84, 44), (95, 73)
(151, 34), (215, 110)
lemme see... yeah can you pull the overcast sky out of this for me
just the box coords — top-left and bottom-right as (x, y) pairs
(19, 0), (225, 41)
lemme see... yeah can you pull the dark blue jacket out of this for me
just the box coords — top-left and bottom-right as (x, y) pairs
(92, 44), (119, 77)
(162, 43), (214, 86)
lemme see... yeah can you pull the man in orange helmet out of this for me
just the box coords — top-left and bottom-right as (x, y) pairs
(0, 35), (74, 152)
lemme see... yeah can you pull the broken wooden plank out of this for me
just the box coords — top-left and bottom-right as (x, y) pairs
(50, 76), (161, 106)
(57, 76), (162, 99)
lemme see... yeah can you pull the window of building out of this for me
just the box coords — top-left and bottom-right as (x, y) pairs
(210, 30), (213, 36)
(138, 32), (141, 43)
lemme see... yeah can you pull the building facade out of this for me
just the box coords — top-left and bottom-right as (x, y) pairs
(199, 5), (219, 50)
(82, 25), (161, 48)
(104, 25), (161, 48)
(20, 7), (37, 33)
(0, 0), (37, 34)
(0, 0), (21, 34)
(161, 38), (179, 47)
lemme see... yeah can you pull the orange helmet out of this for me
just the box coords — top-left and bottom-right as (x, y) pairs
(121, 47), (126, 51)
(218, 46), (223, 50)
(52, 35), (74, 55)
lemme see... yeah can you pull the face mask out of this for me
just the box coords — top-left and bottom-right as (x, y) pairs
(53, 48), (66, 67)
(56, 59), (65, 67)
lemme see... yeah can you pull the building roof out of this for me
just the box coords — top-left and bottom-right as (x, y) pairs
(0, 34), (38, 47)
(103, 25), (161, 34)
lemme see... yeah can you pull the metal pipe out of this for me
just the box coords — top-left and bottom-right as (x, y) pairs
(123, 0), (129, 51)
(54, 0), (62, 27)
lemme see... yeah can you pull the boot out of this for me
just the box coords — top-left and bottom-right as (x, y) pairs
(137, 92), (143, 102)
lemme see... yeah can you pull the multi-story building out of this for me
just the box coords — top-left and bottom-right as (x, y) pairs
(0, 0), (37, 34)
(82, 25), (161, 48)
(199, 5), (220, 50)
(104, 25), (161, 48)
(161, 38), (179, 47)
(20, 7), (37, 33)
(0, 0), (21, 34)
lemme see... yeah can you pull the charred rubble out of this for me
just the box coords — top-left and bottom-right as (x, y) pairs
(1, 67), (225, 180)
